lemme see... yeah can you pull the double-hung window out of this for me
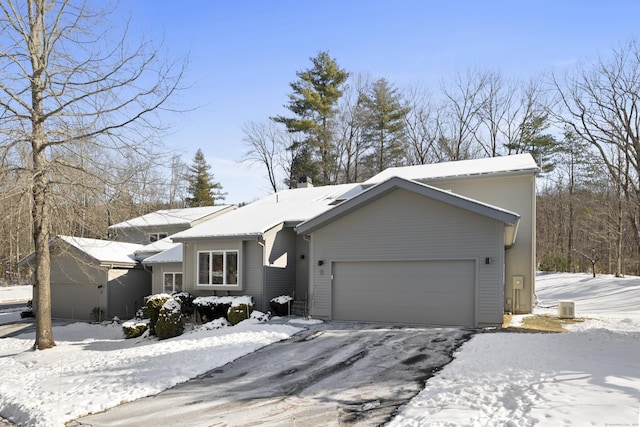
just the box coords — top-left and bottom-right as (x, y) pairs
(198, 250), (238, 286)
(163, 272), (183, 293)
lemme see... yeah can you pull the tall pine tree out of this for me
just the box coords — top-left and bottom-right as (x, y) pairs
(273, 51), (349, 186)
(360, 78), (410, 178)
(185, 149), (225, 207)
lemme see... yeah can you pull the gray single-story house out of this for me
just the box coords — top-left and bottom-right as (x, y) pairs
(165, 153), (539, 327)
(19, 236), (150, 321)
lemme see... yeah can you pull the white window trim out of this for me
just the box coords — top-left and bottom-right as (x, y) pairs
(163, 272), (183, 293)
(196, 250), (240, 289)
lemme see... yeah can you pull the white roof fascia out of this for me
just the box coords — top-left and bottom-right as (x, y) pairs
(296, 177), (520, 235)
(363, 153), (540, 186)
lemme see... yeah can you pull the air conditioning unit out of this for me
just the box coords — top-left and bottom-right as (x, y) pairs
(558, 300), (575, 319)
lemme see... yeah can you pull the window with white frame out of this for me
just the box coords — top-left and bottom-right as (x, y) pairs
(197, 250), (238, 286)
(149, 232), (169, 243)
(163, 272), (183, 293)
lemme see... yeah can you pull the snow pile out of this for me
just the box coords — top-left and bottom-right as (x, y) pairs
(390, 272), (640, 426)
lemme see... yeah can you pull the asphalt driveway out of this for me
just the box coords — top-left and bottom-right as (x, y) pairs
(69, 322), (474, 426)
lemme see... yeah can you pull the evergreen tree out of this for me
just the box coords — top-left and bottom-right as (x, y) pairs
(273, 51), (349, 186)
(185, 149), (225, 207)
(360, 78), (410, 177)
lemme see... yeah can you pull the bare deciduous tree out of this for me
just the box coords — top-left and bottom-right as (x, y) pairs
(551, 40), (640, 275)
(0, 0), (184, 349)
(242, 120), (287, 193)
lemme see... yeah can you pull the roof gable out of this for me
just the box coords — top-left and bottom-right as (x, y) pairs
(296, 177), (520, 235)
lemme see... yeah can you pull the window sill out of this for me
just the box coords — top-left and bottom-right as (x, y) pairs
(196, 284), (242, 292)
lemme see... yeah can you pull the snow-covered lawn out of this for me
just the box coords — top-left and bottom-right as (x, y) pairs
(1, 273), (639, 426)
(390, 272), (640, 426)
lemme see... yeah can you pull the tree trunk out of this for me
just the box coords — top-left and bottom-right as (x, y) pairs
(30, 0), (55, 350)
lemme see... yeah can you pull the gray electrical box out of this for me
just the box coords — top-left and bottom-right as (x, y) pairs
(512, 275), (524, 290)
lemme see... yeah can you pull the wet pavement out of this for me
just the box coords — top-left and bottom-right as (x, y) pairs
(69, 322), (474, 426)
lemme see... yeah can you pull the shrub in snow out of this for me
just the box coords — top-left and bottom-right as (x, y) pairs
(172, 291), (196, 317)
(227, 302), (254, 325)
(250, 310), (270, 322)
(122, 319), (149, 339)
(193, 296), (234, 322)
(155, 298), (184, 340)
(269, 295), (293, 316)
(142, 293), (172, 335)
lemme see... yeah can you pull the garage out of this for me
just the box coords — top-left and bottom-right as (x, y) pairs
(332, 260), (476, 326)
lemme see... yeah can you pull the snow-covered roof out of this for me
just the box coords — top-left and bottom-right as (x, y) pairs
(135, 237), (178, 255)
(142, 243), (183, 264)
(297, 177), (520, 242)
(56, 236), (142, 267)
(171, 183), (360, 241)
(364, 153), (540, 185)
(108, 206), (235, 230)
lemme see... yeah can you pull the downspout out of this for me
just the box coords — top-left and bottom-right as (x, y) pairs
(256, 236), (266, 312)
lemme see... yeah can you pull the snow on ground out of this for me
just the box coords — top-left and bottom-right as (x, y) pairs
(0, 285), (31, 303)
(1, 275), (639, 426)
(390, 272), (640, 427)
(0, 289), (301, 427)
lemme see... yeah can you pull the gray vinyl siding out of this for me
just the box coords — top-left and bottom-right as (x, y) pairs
(51, 282), (103, 321)
(310, 188), (505, 326)
(424, 173), (535, 314)
(295, 234), (310, 301)
(182, 239), (265, 309)
(50, 249), (104, 285)
(107, 268), (151, 319)
(263, 225), (296, 310)
(243, 239), (265, 310)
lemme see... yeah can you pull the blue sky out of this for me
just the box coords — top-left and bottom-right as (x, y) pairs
(123, 1), (640, 204)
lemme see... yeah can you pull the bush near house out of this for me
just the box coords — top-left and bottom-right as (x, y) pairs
(155, 299), (184, 340)
(228, 297), (255, 325)
(172, 292), (196, 318)
(142, 293), (172, 335)
(269, 295), (293, 316)
(193, 296), (235, 322)
(122, 319), (149, 338)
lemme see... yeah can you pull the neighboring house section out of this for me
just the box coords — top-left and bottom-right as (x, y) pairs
(108, 205), (236, 245)
(19, 236), (149, 321)
(170, 184), (360, 312)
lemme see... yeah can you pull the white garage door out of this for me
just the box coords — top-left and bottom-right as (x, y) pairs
(332, 260), (476, 326)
